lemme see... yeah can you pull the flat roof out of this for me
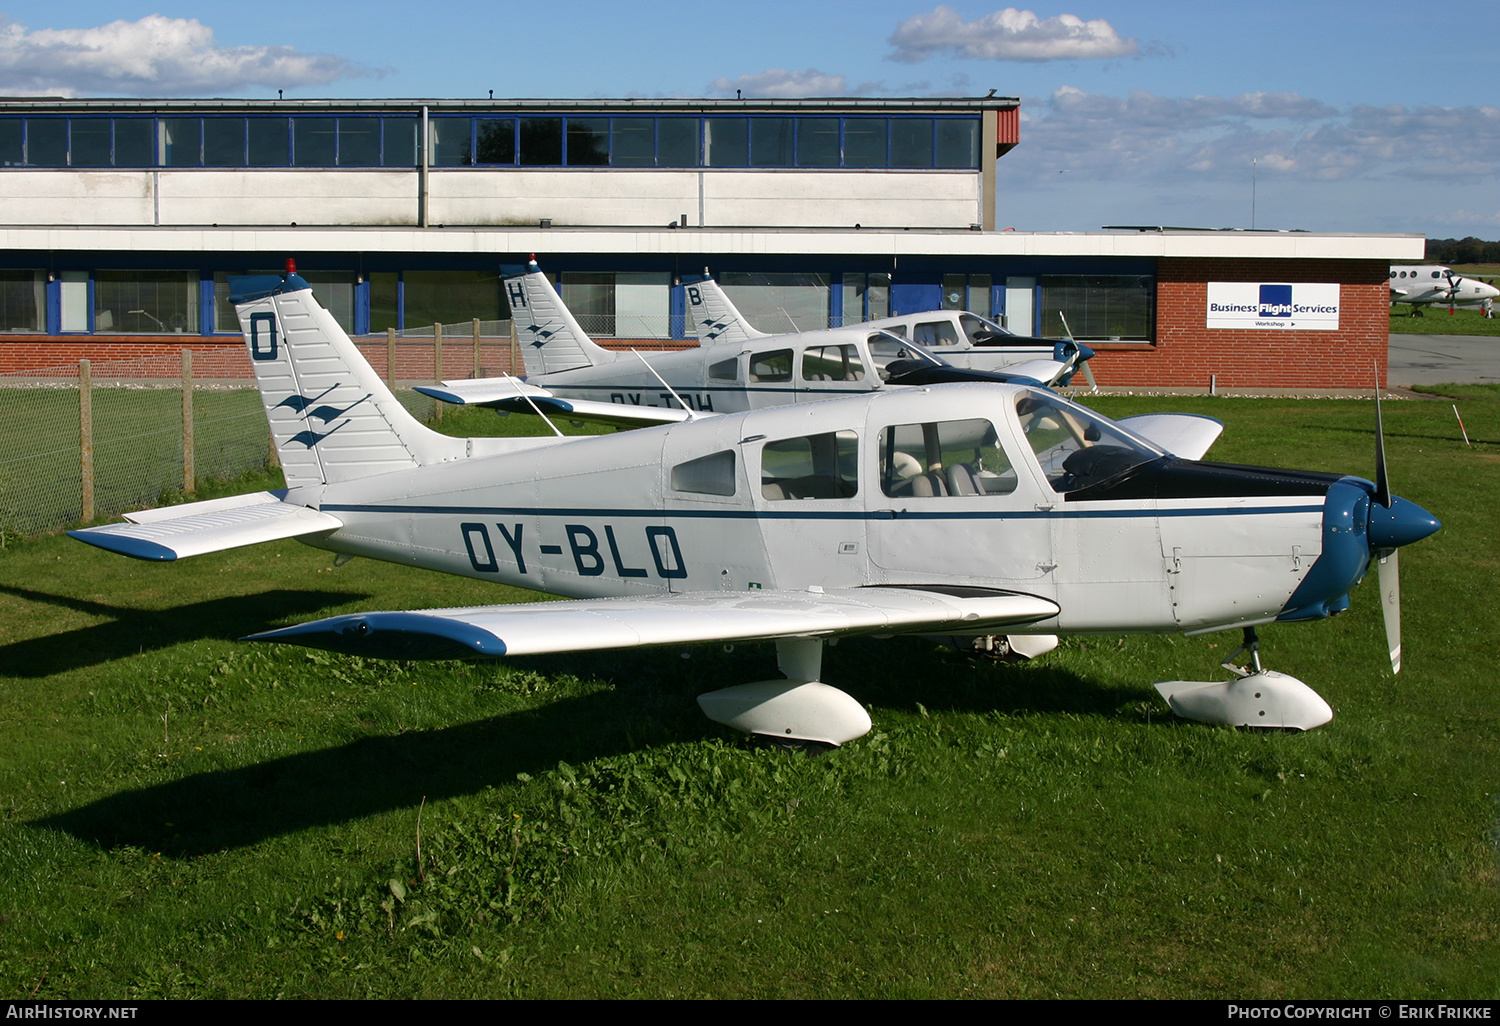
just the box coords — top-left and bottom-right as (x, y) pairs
(0, 96), (1020, 115)
(0, 226), (1425, 261)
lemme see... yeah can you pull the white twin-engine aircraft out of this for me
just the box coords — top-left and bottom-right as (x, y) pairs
(1389, 265), (1499, 314)
(416, 260), (1092, 430)
(69, 268), (1440, 746)
(679, 270), (1098, 388)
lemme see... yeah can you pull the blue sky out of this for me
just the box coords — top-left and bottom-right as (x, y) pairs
(1, 2), (1494, 236)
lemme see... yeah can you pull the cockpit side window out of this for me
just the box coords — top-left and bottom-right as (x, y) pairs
(1015, 391), (1160, 493)
(880, 418), (1016, 498)
(761, 431), (858, 500)
(709, 357), (739, 382)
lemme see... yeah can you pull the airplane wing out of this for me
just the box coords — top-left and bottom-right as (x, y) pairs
(416, 379), (695, 428)
(68, 491), (342, 561)
(1116, 413), (1224, 460)
(246, 586), (1061, 660)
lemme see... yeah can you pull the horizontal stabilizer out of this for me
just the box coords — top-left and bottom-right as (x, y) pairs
(416, 379), (695, 427)
(69, 492), (342, 561)
(247, 586), (1060, 660)
(1117, 413), (1224, 460)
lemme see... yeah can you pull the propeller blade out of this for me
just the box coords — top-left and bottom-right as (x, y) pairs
(1080, 357), (1099, 392)
(1377, 549), (1401, 674)
(1373, 375), (1392, 508)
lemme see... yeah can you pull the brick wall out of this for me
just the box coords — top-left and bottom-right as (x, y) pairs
(0, 336), (695, 380)
(1094, 258), (1390, 389)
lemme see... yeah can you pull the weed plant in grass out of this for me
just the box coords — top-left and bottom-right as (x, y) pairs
(0, 388), (1496, 998)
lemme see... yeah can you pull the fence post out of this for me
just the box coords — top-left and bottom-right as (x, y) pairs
(433, 323), (443, 422)
(386, 328), (397, 390)
(181, 349), (195, 493)
(79, 359), (93, 524)
(473, 318), (482, 378)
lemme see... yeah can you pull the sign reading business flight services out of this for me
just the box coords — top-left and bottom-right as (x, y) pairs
(1206, 282), (1340, 330)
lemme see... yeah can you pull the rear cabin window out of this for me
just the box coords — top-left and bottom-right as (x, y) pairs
(761, 431), (858, 500)
(749, 349), (792, 382)
(881, 418), (1017, 498)
(708, 357), (739, 381)
(672, 450), (736, 496)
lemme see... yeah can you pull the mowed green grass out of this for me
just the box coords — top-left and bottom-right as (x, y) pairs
(0, 392), (1495, 999)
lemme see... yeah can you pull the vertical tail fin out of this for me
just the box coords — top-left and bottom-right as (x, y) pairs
(681, 272), (768, 345)
(231, 270), (464, 488)
(501, 259), (618, 376)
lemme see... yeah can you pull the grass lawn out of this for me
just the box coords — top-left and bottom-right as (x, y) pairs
(0, 393), (1495, 999)
(1389, 307), (1500, 337)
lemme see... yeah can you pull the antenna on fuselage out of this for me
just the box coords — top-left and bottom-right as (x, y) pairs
(631, 350), (703, 419)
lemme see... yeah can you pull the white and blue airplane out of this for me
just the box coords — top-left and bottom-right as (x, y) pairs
(1389, 265), (1499, 315)
(67, 266), (1440, 745)
(681, 271), (1098, 388)
(417, 260), (1091, 428)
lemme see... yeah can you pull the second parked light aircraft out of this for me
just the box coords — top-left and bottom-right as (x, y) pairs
(417, 261), (1094, 428)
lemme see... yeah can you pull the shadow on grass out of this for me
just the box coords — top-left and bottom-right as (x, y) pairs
(31, 637), (1135, 859)
(0, 585), (370, 677)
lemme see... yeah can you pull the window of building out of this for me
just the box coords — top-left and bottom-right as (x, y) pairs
(0, 120), (21, 165)
(890, 119), (933, 168)
(881, 419), (1016, 498)
(566, 118), (610, 166)
(0, 271), (45, 332)
(657, 118), (699, 166)
(94, 270), (198, 334)
(842, 272), (891, 324)
(293, 118), (337, 166)
(761, 431), (858, 500)
(704, 118), (748, 167)
(402, 270), (501, 330)
(475, 119), (515, 164)
(558, 272), (615, 336)
(751, 118), (793, 167)
(382, 118), (418, 166)
(1038, 275), (1154, 342)
(519, 117), (563, 165)
(936, 119), (980, 168)
(842, 119), (886, 168)
(27, 119), (67, 166)
(248, 119), (289, 166)
(337, 118), (381, 167)
(69, 120), (113, 167)
(203, 118), (246, 166)
(796, 118), (840, 167)
(942, 273), (993, 317)
(430, 118), (472, 166)
(610, 119), (655, 167)
(721, 272), (831, 333)
(159, 118), (199, 166)
(369, 272), (399, 333)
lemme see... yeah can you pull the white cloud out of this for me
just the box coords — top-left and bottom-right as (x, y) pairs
(888, 6), (1141, 64)
(1006, 86), (1498, 186)
(707, 68), (880, 99)
(0, 15), (373, 96)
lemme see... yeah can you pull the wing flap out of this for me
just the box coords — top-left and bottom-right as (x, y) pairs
(247, 586), (1060, 658)
(69, 497), (342, 561)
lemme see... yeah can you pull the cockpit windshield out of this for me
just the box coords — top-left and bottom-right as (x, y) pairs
(1015, 390), (1163, 493)
(959, 313), (1018, 344)
(868, 331), (946, 381)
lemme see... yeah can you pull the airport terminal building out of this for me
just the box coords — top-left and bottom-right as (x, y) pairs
(0, 96), (1421, 387)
